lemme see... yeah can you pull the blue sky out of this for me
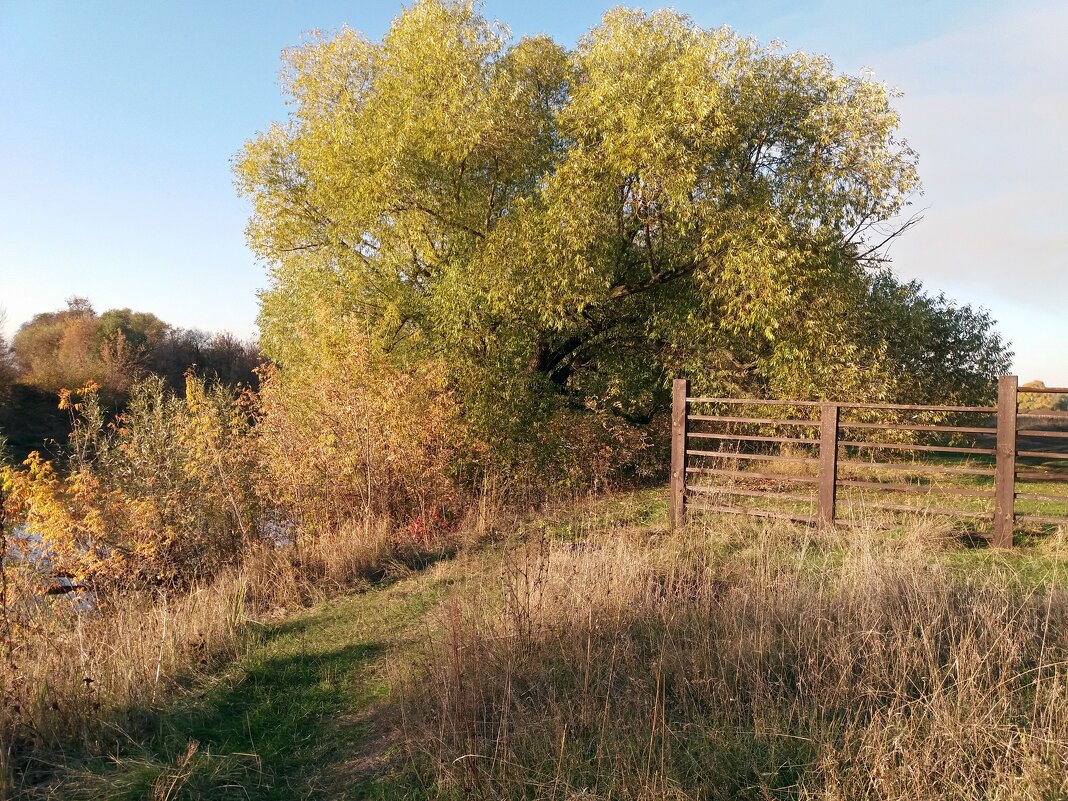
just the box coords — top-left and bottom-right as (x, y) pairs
(1, 0), (1065, 382)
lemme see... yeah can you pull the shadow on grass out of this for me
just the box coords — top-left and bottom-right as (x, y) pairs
(40, 637), (385, 800)
(23, 571), (457, 801)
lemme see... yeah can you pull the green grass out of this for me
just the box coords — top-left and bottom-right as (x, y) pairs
(42, 570), (460, 800)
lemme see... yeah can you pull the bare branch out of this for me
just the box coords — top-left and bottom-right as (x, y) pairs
(854, 210), (925, 264)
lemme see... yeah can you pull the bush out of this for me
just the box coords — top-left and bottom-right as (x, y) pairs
(2, 375), (261, 593)
(254, 322), (467, 536)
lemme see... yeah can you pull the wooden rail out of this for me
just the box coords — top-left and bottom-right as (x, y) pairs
(669, 375), (1068, 546)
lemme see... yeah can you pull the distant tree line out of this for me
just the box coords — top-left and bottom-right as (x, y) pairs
(0, 299), (259, 459)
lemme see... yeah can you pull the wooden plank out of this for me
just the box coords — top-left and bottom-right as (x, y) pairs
(853, 500), (986, 517)
(839, 421), (995, 435)
(688, 432), (820, 446)
(818, 403), (839, 528)
(1017, 386), (1068, 394)
(687, 397), (823, 407)
(838, 460), (994, 478)
(686, 500), (818, 525)
(1018, 411), (1068, 420)
(687, 415), (819, 427)
(1016, 514), (1068, 526)
(689, 397), (996, 413)
(839, 441), (996, 456)
(1018, 471), (1068, 482)
(671, 379), (689, 530)
(685, 450), (820, 465)
(687, 485), (816, 504)
(838, 401), (996, 413)
(1017, 430), (1068, 439)
(685, 467), (820, 484)
(1017, 450), (1068, 460)
(993, 375), (1018, 548)
(837, 479), (995, 498)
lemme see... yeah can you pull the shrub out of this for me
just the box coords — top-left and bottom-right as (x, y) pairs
(2, 375), (261, 593)
(254, 322), (466, 536)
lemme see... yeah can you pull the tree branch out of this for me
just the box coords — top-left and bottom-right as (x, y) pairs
(853, 210), (925, 263)
(608, 260), (701, 301)
(395, 201), (486, 241)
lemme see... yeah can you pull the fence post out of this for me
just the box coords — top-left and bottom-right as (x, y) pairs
(818, 403), (840, 528)
(670, 378), (690, 530)
(993, 374), (1018, 548)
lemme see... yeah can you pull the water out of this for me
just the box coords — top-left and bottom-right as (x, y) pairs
(7, 524), (96, 614)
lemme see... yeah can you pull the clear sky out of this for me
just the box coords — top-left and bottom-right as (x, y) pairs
(1, 0), (1065, 383)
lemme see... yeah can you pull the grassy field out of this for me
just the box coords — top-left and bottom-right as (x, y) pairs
(11, 487), (1068, 800)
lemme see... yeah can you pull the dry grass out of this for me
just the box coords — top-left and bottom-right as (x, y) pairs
(400, 516), (1068, 800)
(0, 519), (410, 792)
(6, 490), (1068, 800)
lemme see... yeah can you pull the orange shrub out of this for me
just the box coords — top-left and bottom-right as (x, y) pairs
(254, 324), (467, 538)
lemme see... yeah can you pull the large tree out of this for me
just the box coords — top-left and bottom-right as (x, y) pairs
(237, 2), (1006, 446)
(0, 310), (16, 405)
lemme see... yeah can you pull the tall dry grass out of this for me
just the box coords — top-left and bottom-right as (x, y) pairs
(0, 519), (409, 792)
(401, 518), (1068, 800)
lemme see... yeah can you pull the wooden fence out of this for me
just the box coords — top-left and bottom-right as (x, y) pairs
(669, 375), (1068, 547)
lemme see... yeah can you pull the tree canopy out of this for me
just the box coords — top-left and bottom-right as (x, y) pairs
(10, 298), (260, 399)
(237, 1), (1009, 454)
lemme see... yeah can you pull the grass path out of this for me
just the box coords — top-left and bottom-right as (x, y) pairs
(33, 487), (1068, 800)
(57, 563), (466, 800)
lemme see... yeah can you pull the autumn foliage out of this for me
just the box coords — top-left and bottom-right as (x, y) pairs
(254, 322), (466, 536)
(2, 376), (260, 593)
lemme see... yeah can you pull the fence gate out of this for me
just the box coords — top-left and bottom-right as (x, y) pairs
(669, 376), (1068, 547)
